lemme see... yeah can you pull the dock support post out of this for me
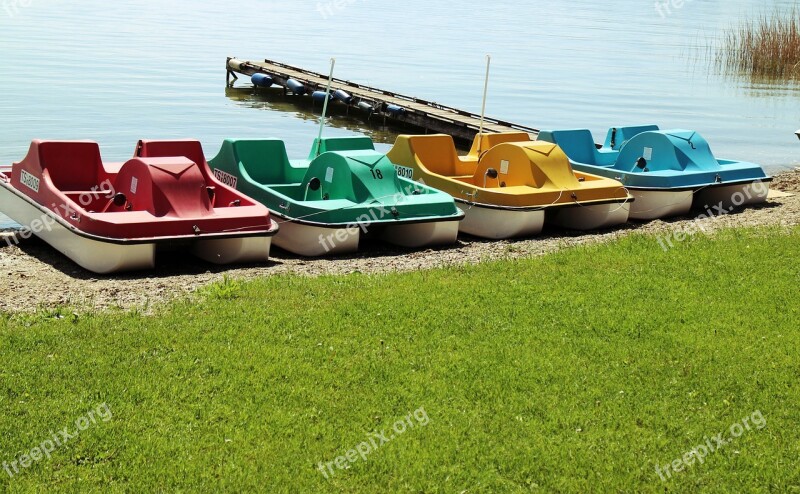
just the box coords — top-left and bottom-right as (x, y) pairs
(226, 70), (238, 87)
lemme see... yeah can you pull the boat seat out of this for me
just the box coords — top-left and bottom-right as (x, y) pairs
(603, 125), (660, 150)
(308, 136), (375, 159)
(466, 132), (531, 160)
(37, 141), (103, 192)
(404, 134), (481, 177)
(135, 139), (208, 170)
(228, 139), (305, 186)
(537, 129), (602, 166)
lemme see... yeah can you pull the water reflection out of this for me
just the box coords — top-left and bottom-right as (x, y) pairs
(225, 86), (404, 146)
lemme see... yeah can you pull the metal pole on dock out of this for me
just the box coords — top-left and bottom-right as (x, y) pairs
(477, 55), (491, 155)
(316, 58), (336, 157)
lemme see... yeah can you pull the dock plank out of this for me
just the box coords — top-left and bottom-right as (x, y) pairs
(226, 57), (540, 144)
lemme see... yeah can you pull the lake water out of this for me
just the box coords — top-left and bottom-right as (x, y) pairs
(1, 0), (799, 228)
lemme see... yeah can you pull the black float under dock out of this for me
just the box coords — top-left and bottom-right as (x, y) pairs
(226, 57), (540, 144)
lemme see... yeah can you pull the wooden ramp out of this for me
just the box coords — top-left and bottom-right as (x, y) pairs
(226, 57), (539, 144)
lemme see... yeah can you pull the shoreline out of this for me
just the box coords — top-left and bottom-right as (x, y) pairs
(1, 170), (798, 313)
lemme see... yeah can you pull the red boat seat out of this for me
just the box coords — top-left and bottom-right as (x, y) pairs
(135, 140), (208, 171)
(106, 157), (213, 218)
(36, 141), (103, 192)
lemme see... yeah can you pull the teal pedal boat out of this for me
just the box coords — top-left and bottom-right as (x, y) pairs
(207, 136), (464, 256)
(538, 125), (772, 220)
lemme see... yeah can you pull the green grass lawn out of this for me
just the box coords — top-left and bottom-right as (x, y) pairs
(1, 226), (798, 492)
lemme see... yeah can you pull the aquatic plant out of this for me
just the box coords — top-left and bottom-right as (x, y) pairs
(717, 9), (800, 81)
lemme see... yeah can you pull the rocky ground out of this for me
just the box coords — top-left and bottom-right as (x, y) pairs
(1, 170), (798, 313)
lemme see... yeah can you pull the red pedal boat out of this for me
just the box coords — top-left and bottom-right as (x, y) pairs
(0, 139), (279, 273)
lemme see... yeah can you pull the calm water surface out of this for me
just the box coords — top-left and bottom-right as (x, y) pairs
(1, 0), (799, 227)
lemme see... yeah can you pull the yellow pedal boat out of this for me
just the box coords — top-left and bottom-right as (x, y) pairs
(386, 133), (633, 239)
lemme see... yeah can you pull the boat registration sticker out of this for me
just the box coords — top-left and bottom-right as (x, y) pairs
(643, 147), (653, 161)
(130, 177), (139, 194)
(395, 165), (414, 179)
(500, 160), (510, 175)
(325, 167), (334, 183)
(19, 170), (40, 192)
(213, 168), (238, 189)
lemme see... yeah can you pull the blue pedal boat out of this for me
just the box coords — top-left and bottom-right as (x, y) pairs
(538, 125), (772, 220)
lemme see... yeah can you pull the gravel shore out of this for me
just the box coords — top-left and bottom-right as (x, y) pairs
(1, 170), (798, 313)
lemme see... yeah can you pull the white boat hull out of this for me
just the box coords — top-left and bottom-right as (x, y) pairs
(273, 220), (360, 257)
(627, 189), (694, 220)
(381, 220), (460, 248)
(457, 203), (545, 239)
(546, 202), (630, 230)
(1, 184), (274, 273)
(0, 185), (155, 273)
(192, 234), (273, 265)
(694, 181), (770, 211)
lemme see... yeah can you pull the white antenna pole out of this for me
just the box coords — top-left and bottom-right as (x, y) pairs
(316, 58), (336, 157)
(477, 55), (491, 155)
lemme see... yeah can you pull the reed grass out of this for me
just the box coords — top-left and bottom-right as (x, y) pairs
(717, 9), (800, 81)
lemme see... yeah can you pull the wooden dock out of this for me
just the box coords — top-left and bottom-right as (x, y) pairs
(226, 57), (539, 144)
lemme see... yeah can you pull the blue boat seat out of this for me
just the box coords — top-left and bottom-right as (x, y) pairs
(538, 129), (601, 166)
(603, 125), (660, 150)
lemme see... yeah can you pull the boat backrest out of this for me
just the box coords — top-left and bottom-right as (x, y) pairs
(35, 141), (102, 191)
(467, 132), (531, 159)
(308, 136), (375, 159)
(135, 140), (208, 172)
(603, 125), (660, 150)
(404, 135), (463, 176)
(537, 129), (600, 166)
(231, 139), (304, 185)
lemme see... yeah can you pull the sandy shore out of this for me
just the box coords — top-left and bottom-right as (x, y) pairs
(1, 170), (798, 313)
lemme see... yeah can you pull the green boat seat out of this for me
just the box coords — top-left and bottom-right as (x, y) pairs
(308, 136), (376, 159)
(231, 139), (306, 185)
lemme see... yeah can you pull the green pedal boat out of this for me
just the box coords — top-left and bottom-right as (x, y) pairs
(208, 136), (464, 256)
